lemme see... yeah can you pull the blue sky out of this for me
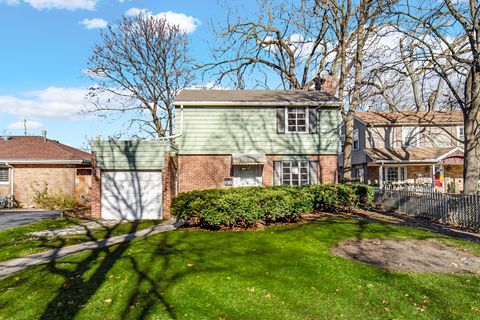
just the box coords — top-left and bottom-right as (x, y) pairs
(0, 0), (247, 149)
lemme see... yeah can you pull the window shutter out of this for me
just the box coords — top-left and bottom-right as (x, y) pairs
(309, 161), (318, 185)
(273, 161), (282, 185)
(309, 107), (317, 133)
(277, 107), (285, 134)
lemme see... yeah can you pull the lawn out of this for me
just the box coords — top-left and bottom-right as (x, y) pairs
(0, 217), (479, 319)
(0, 218), (162, 262)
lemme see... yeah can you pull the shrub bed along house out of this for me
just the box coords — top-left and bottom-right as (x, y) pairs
(171, 184), (374, 228)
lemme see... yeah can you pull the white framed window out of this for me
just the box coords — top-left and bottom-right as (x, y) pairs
(282, 161), (309, 186)
(457, 126), (465, 145)
(286, 107), (308, 133)
(353, 129), (359, 150)
(0, 168), (9, 184)
(383, 167), (407, 183)
(402, 126), (419, 147)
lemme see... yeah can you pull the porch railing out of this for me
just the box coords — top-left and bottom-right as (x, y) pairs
(375, 189), (480, 230)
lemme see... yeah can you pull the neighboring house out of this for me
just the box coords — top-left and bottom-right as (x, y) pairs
(0, 136), (92, 207)
(338, 111), (465, 192)
(174, 90), (342, 192)
(90, 89), (342, 220)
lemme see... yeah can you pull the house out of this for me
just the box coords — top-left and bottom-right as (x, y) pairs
(0, 135), (92, 208)
(90, 89), (342, 220)
(174, 90), (341, 192)
(338, 111), (465, 192)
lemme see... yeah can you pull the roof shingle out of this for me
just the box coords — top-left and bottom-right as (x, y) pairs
(364, 147), (461, 163)
(175, 90), (339, 106)
(356, 111), (464, 125)
(0, 136), (91, 162)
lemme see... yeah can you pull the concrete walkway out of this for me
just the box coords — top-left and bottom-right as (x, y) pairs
(0, 218), (182, 278)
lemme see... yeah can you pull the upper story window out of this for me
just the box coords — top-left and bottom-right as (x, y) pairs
(0, 168), (9, 183)
(353, 129), (359, 150)
(286, 107), (308, 133)
(457, 126), (465, 144)
(402, 126), (419, 147)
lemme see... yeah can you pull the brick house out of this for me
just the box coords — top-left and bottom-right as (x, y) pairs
(0, 136), (92, 208)
(174, 90), (342, 192)
(338, 111), (465, 192)
(90, 89), (342, 220)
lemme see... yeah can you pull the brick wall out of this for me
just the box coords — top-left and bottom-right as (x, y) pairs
(178, 154), (338, 193)
(12, 165), (80, 208)
(90, 152), (101, 219)
(162, 152), (177, 219)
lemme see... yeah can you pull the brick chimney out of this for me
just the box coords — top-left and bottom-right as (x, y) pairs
(320, 75), (336, 95)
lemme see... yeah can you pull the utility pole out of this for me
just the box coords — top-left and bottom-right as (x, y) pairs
(23, 119), (27, 136)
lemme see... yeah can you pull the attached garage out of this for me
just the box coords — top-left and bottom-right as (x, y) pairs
(101, 170), (163, 220)
(91, 140), (176, 220)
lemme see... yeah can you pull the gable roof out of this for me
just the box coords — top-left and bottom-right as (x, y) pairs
(175, 90), (340, 107)
(364, 147), (462, 163)
(0, 136), (91, 164)
(356, 111), (464, 126)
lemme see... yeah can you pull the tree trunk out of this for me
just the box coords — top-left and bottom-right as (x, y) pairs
(463, 67), (480, 194)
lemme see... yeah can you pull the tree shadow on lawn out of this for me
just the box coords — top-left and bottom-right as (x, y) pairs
(35, 225), (226, 320)
(2, 217), (479, 320)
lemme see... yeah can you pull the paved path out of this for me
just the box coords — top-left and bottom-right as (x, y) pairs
(0, 210), (63, 230)
(0, 218), (182, 278)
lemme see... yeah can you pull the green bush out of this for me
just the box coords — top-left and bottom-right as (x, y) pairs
(171, 184), (374, 228)
(33, 184), (85, 211)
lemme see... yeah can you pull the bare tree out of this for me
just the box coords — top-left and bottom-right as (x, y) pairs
(86, 13), (193, 138)
(392, 0), (480, 193)
(315, 0), (395, 181)
(204, 0), (331, 90)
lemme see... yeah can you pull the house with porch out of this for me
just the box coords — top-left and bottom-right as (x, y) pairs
(338, 111), (465, 192)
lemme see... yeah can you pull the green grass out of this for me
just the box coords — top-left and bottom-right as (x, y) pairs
(0, 217), (480, 320)
(0, 218), (162, 262)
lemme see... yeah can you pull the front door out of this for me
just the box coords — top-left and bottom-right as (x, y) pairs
(237, 166), (260, 187)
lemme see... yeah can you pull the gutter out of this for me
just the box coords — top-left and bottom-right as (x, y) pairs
(174, 101), (342, 107)
(0, 159), (88, 165)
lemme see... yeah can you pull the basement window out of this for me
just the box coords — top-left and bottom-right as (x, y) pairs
(0, 168), (9, 183)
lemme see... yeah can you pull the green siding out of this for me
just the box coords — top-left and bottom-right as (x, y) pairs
(91, 140), (171, 170)
(176, 106), (341, 154)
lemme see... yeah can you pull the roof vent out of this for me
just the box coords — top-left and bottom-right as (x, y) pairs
(0, 136), (11, 141)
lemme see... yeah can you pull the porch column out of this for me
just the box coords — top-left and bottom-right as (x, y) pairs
(379, 163), (384, 189)
(431, 163), (436, 191)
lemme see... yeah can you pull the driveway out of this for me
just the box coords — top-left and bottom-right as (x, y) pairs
(0, 210), (63, 231)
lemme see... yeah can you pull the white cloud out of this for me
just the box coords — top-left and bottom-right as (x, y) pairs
(8, 120), (43, 130)
(2, 0), (97, 10)
(125, 8), (201, 34)
(81, 18), (107, 29)
(0, 87), (88, 120)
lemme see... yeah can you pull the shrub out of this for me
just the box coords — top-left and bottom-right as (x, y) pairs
(171, 184), (374, 228)
(33, 184), (85, 211)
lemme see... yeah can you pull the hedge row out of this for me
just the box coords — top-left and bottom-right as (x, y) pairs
(171, 184), (374, 228)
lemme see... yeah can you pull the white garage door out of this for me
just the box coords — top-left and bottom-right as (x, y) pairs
(101, 170), (163, 220)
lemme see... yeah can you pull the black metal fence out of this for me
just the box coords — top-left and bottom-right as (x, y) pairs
(375, 189), (480, 230)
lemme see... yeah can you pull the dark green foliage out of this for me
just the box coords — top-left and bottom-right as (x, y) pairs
(171, 184), (375, 228)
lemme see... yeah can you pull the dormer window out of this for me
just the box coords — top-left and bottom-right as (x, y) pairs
(286, 107), (308, 133)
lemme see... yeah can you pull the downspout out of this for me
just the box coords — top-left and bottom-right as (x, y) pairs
(156, 105), (184, 141)
(5, 162), (13, 208)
